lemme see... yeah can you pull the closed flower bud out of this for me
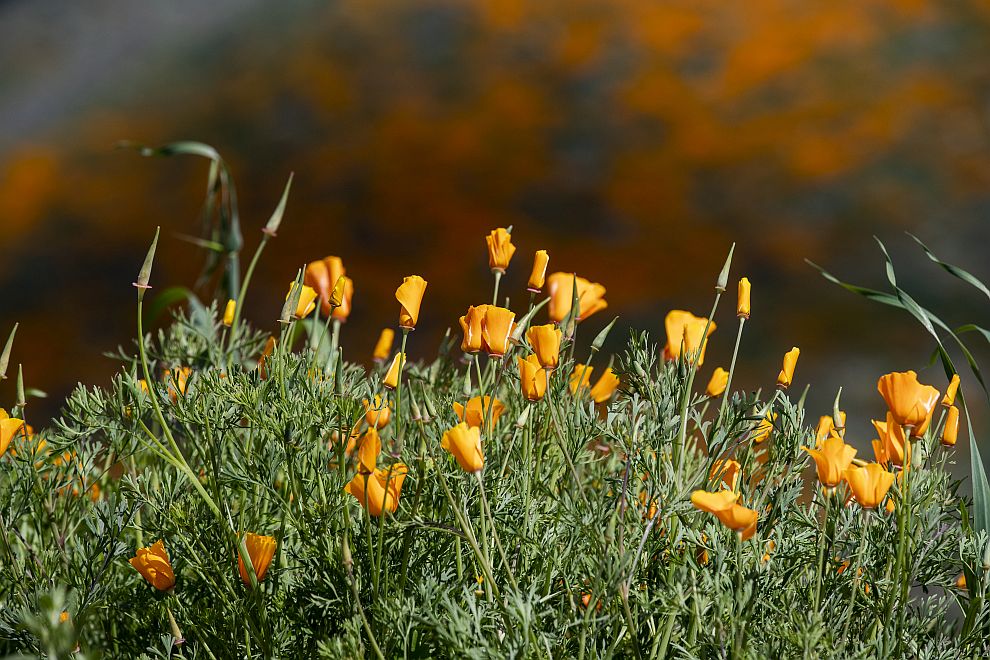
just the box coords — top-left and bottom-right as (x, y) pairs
(877, 370), (940, 433)
(803, 434), (857, 488)
(706, 367), (729, 397)
(238, 533), (277, 586)
(396, 276), (427, 329)
(481, 306), (516, 357)
(331, 276), (353, 321)
(384, 353), (405, 390)
(285, 282), (318, 319)
(485, 227), (516, 273)
(129, 540), (175, 591)
(363, 396), (391, 429)
(777, 347), (799, 389)
(527, 250), (549, 292)
(546, 272), (607, 323)
(441, 422), (485, 472)
(663, 311), (716, 367)
(133, 226), (160, 294)
(453, 396), (505, 431)
(223, 299), (236, 327)
(942, 405), (959, 447)
(373, 328), (395, 362)
(843, 462), (894, 509)
(942, 374), (960, 407)
(459, 305), (488, 354)
(737, 277), (751, 318)
(527, 324), (562, 370)
(518, 355), (549, 402)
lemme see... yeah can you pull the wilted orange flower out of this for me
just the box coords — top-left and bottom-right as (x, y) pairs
(0, 416), (25, 456)
(485, 228), (516, 273)
(737, 277), (751, 319)
(373, 328), (394, 362)
(285, 282), (318, 319)
(691, 489), (758, 535)
(238, 533), (277, 586)
(942, 374), (960, 408)
(345, 464), (409, 516)
(526, 324), (562, 370)
(546, 272), (607, 323)
(363, 396), (391, 429)
(776, 347), (799, 389)
(706, 367), (729, 397)
(396, 275), (428, 329)
(129, 540), (176, 591)
(877, 371), (940, 434)
(527, 250), (549, 292)
(871, 413), (909, 468)
(453, 396), (505, 430)
(803, 434), (857, 487)
(663, 310), (716, 366)
(459, 305), (487, 353)
(518, 355), (549, 402)
(383, 353), (405, 390)
(942, 405), (959, 447)
(223, 299), (236, 327)
(589, 368), (620, 403)
(441, 422), (484, 472)
(481, 306), (515, 357)
(710, 459), (741, 490)
(844, 463), (894, 509)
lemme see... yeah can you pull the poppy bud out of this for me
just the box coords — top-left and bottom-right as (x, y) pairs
(223, 300), (236, 327)
(777, 347), (799, 389)
(396, 276), (427, 329)
(527, 250), (549, 292)
(485, 228), (516, 273)
(737, 277), (751, 319)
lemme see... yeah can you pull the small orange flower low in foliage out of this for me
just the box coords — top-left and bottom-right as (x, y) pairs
(130, 540), (176, 591)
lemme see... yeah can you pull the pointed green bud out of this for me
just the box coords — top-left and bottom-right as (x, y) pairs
(262, 173), (294, 237)
(0, 323), (17, 380)
(16, 364), (25, 408)
(134, 226), (160, 298)
(591, 316), (619, 353)
(716, 242), (735, 293)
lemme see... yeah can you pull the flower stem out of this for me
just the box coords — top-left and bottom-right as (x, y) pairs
(719, 317), (746, 419)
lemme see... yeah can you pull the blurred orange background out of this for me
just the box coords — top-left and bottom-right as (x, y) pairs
(2, 0), (989, 455)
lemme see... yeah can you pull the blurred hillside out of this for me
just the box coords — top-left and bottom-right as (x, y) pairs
(1, 0), (990, 457)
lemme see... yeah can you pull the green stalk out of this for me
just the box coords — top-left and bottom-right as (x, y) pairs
(492, 270), (503, 306)
(226, 234), (270, 361)
(675, 290), (721, 475)
(719, 317), (746, 418)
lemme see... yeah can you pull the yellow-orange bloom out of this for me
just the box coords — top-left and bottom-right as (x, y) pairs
(527, 250), (549, 292)
(285, 282), (318, 319)
(345, 464), (409, 516)
(942, 405), (959, 447)
(691, 490), (758, 535)
(803, 434), (857, 488)
(706, 367), (729, 397)
(364, 396), (392, 430)
(942, 374), (960, 407)
(877, 370), (940, 434)
(396, 275), (428, 329)
(331, 276), (354, 321)
(546, 272), (607, 323)
(752, 413), (776, 444)
(355, 428), (381, 474)
(871, 413), (910, 468)
(373, 328), (394, 362)
(129, 540), (176, 591)
(518, 355), (549, 402)
(737, 277), (751, 319)
(383, 353), (405, 390)
(238, 533), (277, 586)
(844, 463), (895, 509)
(570, 364), (593, 394)
(441, 422), (484, 472)
(815, 413), (846, 445)
(485, 228), (516, 272)
(589, 368), (620, 403)
(663, 310), (716, 367)
(526, 324), (562, 370)
(481, 306), (515, 357)
(453, 396), (505, 430)
(459, 305), (487, 353)
(776, 347), (800, 389)
(0, 417), (25, 456)
(304, 256), (347, 316)
(223, 299), (236, 327)
(710, 459), (741, 490)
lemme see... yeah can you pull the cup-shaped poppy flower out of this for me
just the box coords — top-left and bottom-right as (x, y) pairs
(345, 464), (409, 516)
(942, 374), (960, 408)
(710, 459), (741, 490)
(129, 540), (176, 591)
(353, 427), (382, 474)
(663, 310), (716, 366)
(871, 413), (909, 467)
(546, 273), (608, 323)
(363, 396), (391, 429)
(453, 396), (505, 430)
(441, 422), (484, 472)
(589, 368), (620, 403)
(238, 533), (277, 586)
(373, 328), (394, 363)
(481, 306), (515, 357)
(285, 282), (318, 319)
(844, 463), (895, 509)
(384, 353), (405, 390)
(706, 368), (729, 397)
(803, 434), (857, 487)
(459, 305), (487, 353)
(527, 324), (562, 370)
(877, 371), (940, 432)
(396, 275), (428, 329)
(527, 250), (549, 292)
(0, 416), (25, 457)
(776, 347), (800, 389)
(486, 228), (516, 273)
(737, 278), (751, 319)
(518, 355), (549, 402)
(223, 299), (236, 327)
(303, 257), (342, 315)
(570, 364), (593, 394)
(331, 276), (354, 322)
(942, 405), (959, 447)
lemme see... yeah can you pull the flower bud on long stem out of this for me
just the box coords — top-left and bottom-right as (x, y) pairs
(0, 323), (16, 380)
(134, 226), (160, 300)
(716, 242), (735, 293)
